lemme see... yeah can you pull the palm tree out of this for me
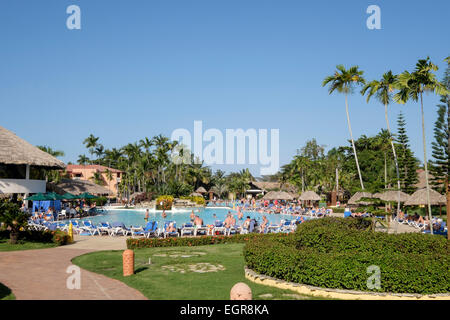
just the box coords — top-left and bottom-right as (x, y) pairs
(395, 57), (449, 232)
(77, 154), (89, 165)
(83, 134), (99, 163)
(37, 145), (65, 158)
(323, 65), (366, 190)
(361, 71), (402, 215)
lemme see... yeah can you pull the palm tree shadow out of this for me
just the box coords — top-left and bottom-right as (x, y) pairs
(0, 282), (13, 299)
(134, 266), (149, 274)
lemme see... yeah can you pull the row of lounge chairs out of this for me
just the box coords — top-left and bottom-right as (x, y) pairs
(393, 215), (447, 235)
(26, 217), (305, 238)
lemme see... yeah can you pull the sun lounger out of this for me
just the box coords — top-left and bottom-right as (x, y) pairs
(180, 223), (195, 236)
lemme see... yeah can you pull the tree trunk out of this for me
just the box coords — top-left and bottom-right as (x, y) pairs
(420, 93), (434, 234)
(345, 94), (364, 190)
(384, 104), (402, 222)
(10, 231), (19, 244)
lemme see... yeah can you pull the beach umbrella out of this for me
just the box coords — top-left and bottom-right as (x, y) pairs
(61, 192), (77, 200)
(348, 192), (373, 205)
(78, 192), (96, 199)
(373, 190), (411, 203)
(262, 191), (294, 201)
(404, 188), (446, 206)
(45, 192), (64, 200)
(299, 191), (321, 201)
(25, 193), (50, 201)
(195, 186), (207, 194)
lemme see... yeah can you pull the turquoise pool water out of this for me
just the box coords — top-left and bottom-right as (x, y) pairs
(77, 207), (295, 228)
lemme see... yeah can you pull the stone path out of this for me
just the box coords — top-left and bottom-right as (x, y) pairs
(0, 236), (146, 300)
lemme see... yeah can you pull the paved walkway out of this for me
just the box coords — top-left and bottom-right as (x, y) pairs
(0, 237), (147, 300)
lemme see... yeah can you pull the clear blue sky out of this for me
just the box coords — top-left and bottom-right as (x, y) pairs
(1, 0), (449, 176)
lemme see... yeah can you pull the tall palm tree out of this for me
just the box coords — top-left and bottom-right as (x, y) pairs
(361, 71), (402, 215)
(395, 57), (449, 232)
(83, 134), (99, 163)
(323, 65), (366, 190)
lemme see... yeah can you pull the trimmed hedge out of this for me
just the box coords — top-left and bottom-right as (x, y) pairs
(127, 233), (293, 249)
(244, 217), (449, 294)
(0, 229), (71, 246)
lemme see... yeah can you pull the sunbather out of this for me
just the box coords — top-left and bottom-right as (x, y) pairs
(166, 222), (176, 233)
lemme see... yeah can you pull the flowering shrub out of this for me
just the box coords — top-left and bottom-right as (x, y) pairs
(155, 195), (174, 210)
(126, 233), (293, 249)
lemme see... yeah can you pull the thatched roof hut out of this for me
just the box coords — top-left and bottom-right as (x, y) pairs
(262, 191), (294, 201)
(0, 126), (65, 168)
(404, 188), (446, 206)
(195, 186), (207, 194)
(299, 190), (321, 201)
(347, 192), (373, 205)
(374, 190), (411, 202)
(48, 179), (111, 196)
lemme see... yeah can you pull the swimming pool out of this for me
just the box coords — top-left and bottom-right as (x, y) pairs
(75, 207), (295, 228)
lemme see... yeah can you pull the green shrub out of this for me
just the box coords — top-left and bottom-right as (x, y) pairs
(180, 196), (205, 205)
(0, 229), (71, 246)
(244, 217), (449, 294)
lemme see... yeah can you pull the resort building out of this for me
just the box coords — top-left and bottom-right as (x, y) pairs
(0, 126), (65, 199)
(65, 164), (123, 196)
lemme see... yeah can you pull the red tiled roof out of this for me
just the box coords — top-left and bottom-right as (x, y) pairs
(66, 164), (123, 173)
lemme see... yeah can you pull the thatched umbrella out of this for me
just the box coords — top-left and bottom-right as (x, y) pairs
(348, 192), (373, 205)
(195, 186), (207, 194)
(262, 191), (294, 201)
(374, 190), (411, 203)
(299, 191), (321, 201)
(404, 188), (446, 206)
(0, 126), (65, 168)
(49, 179), (111, 196)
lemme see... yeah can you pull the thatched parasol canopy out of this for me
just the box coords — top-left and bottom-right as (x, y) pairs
(404, 188), (446, 206)
(262, 191), (294, 201)
(373, 190), (411, 202)
(299, 190), (321, 201)
(347, 192), (373, 205)
(49, 179), (111, 196)
(0, 126), (65, 169)
(195, 186), (207, 194)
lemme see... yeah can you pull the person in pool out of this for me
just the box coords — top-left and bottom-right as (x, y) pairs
(162, 210), (167, 219)
(190, 210), (195, 222)
(144, 209), (149, 222)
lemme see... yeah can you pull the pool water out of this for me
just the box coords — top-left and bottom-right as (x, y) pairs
(76, 207), (295, 228)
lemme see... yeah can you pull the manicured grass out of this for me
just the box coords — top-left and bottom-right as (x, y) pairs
(73, 243), (324, 300)
(0, 238), (57, 251)
(0, 282), (15, 300)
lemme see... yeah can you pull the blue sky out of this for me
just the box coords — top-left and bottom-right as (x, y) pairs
(1, 0), (449, 176)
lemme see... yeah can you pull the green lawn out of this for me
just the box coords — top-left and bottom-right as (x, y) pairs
(0, 282), (15, 300)
(0, 238), (57, 252)
(73, 243), (323, 300)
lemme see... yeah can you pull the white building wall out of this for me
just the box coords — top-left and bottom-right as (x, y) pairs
(0, 179), (46, 194)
